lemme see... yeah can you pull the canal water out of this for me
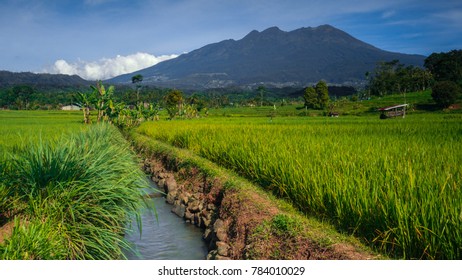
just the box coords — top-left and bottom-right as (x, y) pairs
(124, 181), (208, 260)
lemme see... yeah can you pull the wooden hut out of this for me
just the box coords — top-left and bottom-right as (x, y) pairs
(378, 104), (408, 119)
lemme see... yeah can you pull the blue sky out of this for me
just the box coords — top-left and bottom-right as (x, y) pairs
(1, 0), (461, 79)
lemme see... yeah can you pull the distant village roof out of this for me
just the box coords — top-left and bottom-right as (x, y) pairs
(378, 104), (408, 111)
(61, 104), (81, 111)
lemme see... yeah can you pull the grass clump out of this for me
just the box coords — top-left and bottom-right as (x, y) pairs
(270, 214), (303, 237)
(1, 218), (67, 260)
(0, 123), (151, 259)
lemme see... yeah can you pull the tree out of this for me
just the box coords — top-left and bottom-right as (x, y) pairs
(431, 81), (461, 108)
(12, 85), (34, 110)
(315, 80), (330, 109)
(75, 91), (93, 124)
(303, 81), (330, 110)
(91, 81), (114, 122)
(303, 86), (317, 109)
(164, 89), (184, 119)
(187, 93), (206, 112)
(131, 74), (143, 84)
(131, 74), (143, 104)
(106, 100), (128, 126)
(425, 50), (462, 87)
(257, 86), (266, 107)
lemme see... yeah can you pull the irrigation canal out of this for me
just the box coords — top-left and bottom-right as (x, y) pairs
(124, 180), (208, 260)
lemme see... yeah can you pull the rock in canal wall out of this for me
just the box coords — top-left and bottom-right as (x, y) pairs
(144, 159), (231, 260)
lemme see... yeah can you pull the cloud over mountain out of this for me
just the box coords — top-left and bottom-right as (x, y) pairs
(46, 52), (178, 80)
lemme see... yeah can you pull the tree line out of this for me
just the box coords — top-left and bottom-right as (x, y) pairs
(366, 49), (462, 108)
(366, 60), (432, 96)
(0, 81), (301, 111)
(74, 80), (214, 127)
(2, 49), (460, 111)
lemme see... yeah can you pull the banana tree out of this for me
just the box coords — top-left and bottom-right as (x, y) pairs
(75, 91), (93, 124)
(105, 100), (127, 126)
(91, 81), (115, 123)
(142, 103), (160, 121)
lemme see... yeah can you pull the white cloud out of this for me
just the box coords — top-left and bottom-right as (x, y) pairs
(46, 52), (178, 80)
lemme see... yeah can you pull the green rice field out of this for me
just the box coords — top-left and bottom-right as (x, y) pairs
(136, 113), (462, 259)
(1, 107), (461, 259)
(0, 110), (84, 153)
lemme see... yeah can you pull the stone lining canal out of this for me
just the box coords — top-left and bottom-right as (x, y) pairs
(124, 181), (208, 260)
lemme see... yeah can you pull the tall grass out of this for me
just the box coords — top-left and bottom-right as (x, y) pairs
(0, 123), (151, 259)
(136, 114), (462, 259)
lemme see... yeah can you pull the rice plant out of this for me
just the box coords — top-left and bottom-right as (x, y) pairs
(135, 114), (462, 259)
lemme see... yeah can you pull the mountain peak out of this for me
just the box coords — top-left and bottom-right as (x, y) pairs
(243, 26), (284, 40)
(262, 26), (283, 34)
(315, 24), (335, 30)
(108, 25), (425, 89)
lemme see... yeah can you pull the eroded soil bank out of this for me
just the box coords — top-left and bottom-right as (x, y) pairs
(132, 132), (382, 260)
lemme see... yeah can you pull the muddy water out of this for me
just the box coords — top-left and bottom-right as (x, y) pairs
(124, 181), (208, 260)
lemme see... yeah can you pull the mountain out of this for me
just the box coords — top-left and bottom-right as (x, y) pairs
(108, 25), (426, 89)
(0, 71), (90, 89)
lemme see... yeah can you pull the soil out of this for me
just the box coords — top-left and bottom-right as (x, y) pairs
(0, 216), (14, 245)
